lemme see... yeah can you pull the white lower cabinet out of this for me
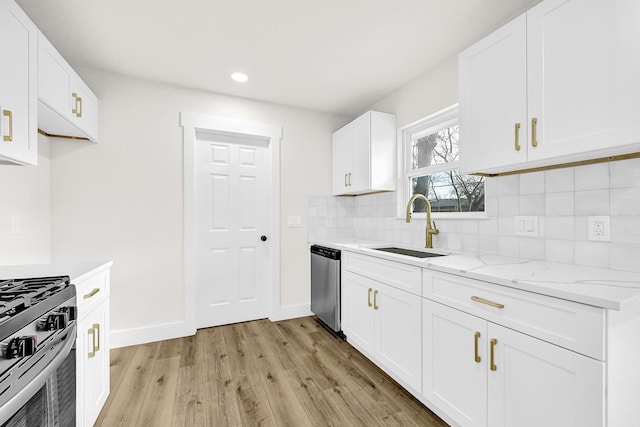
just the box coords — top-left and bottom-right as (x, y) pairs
(342, 270), (421, 391)
(75, 268), (111, 427)
(423, 299), (604, 427)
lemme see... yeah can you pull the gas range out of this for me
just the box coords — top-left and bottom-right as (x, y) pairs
(0, 276), (77, 425)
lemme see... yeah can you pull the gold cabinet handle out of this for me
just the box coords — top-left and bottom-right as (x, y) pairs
(78, 97), (83, 118)
(88, 328), (96, 358)
(373, 289), (379, 310)
(93, 323), (101, 352)
(474, 332), (481, 363)
(72, 92), (78, 115)
(3, 110), (13, 142)
(490, 338), (498, 371)
(367, 287), (372, 307)
(531, 117), (538, 147)
(471, 295), (504, 309)
(348, 172), (352, 187)
(514, 122), (521, 151)
(84, 288), (100, 299)
(344, 173), (348, 187)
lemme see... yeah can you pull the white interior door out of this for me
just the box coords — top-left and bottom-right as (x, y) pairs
(194, 131), (270, 328)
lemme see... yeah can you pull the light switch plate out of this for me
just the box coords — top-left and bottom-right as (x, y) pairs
(287, 215), (302, 228)
(514, 216), (539, 236)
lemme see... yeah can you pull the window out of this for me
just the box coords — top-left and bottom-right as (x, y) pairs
(404, 105), (484, 216)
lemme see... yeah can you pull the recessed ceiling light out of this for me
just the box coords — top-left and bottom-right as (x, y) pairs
(231, 72), (248, 83)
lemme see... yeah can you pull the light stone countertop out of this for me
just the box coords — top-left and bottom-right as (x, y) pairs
(0, 260), (113, 284)
(311, 239), (640, 311)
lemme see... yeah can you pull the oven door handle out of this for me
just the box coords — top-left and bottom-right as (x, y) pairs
(0, 323), (76, 426)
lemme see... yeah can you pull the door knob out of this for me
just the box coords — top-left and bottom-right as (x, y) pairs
(260, 235), (268, 242)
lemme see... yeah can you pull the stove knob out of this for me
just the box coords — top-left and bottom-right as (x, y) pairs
(38, 312), (68, 331)
(2, 336), (37, 359)
(59, 306), (77, 321)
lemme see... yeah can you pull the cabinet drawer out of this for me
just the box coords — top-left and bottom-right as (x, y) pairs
(423, 270), (605, 360)
(344, 252), (421, 296)
(74, 269), (110, 318)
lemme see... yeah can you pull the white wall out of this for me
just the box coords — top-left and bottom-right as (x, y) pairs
(50, 69), (343, 342)
(0, 136), (51, 265)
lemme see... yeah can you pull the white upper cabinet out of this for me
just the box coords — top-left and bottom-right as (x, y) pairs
(332, 110), (396, 196)
(38, 31), (98, 142)
(0, 0), (37, 165)
(460, 0), (640, 175)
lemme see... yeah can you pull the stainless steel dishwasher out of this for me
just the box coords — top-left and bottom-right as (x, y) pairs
(310, 245), (344, 338)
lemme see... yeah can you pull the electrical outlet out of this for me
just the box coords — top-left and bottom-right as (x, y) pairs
(10, 216), (20, 235)
(588, 216), (610, 241)
(325, 216), (333, 227)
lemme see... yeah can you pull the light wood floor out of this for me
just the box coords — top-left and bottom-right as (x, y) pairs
(95, 316), (450, 427)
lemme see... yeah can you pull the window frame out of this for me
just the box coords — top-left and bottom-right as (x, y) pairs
(402, 104), (487, 219)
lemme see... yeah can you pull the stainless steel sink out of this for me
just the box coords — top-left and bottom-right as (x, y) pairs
(372, 247), (446, 258)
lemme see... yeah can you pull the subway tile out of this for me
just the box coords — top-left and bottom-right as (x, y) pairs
(574, 241), (610, 269)
(498, 217), (515, 236)
(484, 176), (498, 197)
(485, 196), (498, 217)
(545, 168), (574, 193)
(545, 239), (574, 264)
(610, 187), (640, 216)
(462, 220), (479, 235)
(519, 194), (545, 216)
(519, 171), (545, 195)
(545, 192), (574, 216)
(462, 234), (480, 253)
(611, 216), (640, 244)
(574, 216), (589, 241)
(545, 216), (575, 240)
(574, 189), (609, 216)
(497, 175), (520, 196)
(498, 195), (520, 216)
(446, 233), (463, 251)
(520, 238), (545, 261)
(574, 162), (609, 191)
(610, 157), (640, 188)
(478, 218), (498, 236)
(610, 243), (640, 273)
(478, 235), (499, 255)
(498, 237), (519, 257)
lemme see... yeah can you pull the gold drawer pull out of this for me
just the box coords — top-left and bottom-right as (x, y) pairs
(93, 323), (101, 352)
(514, 122), (521, 151)
(373, 289), (379, 310)
(88, 328), (96, 358)
(531, 117), (538, 147)
(84, 288), (100, 299)
(367, 288), (372, 307)
(471, 296), (504, 309)
(490, 338), (498, 371)
(474, 332), (481, 363)
(3, 110), (13, 142)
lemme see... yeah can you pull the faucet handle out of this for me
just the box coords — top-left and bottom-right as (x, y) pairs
(430, 221), (439, 235)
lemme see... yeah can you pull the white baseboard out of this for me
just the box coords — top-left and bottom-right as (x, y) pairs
(109, 304), (313, 348)
(110, 320), (195, 349)
(269, 303), (313, 322)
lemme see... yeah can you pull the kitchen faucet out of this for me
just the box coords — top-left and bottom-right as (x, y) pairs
(406, 194), (439, 249)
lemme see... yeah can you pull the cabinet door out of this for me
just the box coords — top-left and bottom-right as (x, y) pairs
(341, 271), (375, 356)
(348, 111), (371, 193)
(423, 299), (488, 427)
(77, 301), (110, 427)
(526, 0), (640, 161)
(487, 323), (604, 427)
(332, 125), (351, 195)
(38, 33), (73, 121)
(375, 282), (421, 392)
(459, 14), (527, 174)
(0, 1), (37, 165)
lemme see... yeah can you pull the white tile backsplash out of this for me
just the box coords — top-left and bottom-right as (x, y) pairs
(308, 157), (640, 273)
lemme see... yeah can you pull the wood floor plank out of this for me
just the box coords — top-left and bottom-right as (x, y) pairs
(96, 317), (451, 427)
(136, 356), (180, 427)
(97, 342), (161, 426)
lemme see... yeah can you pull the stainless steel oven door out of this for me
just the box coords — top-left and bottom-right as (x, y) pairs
(0, 323), (76, 427)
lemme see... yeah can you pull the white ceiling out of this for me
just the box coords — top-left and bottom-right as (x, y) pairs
(16, 0), (540, 116)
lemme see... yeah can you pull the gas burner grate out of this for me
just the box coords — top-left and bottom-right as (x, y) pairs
(0, 277), (71, 321)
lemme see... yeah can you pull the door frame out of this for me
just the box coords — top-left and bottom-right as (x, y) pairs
(181, 112), (282, 332)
